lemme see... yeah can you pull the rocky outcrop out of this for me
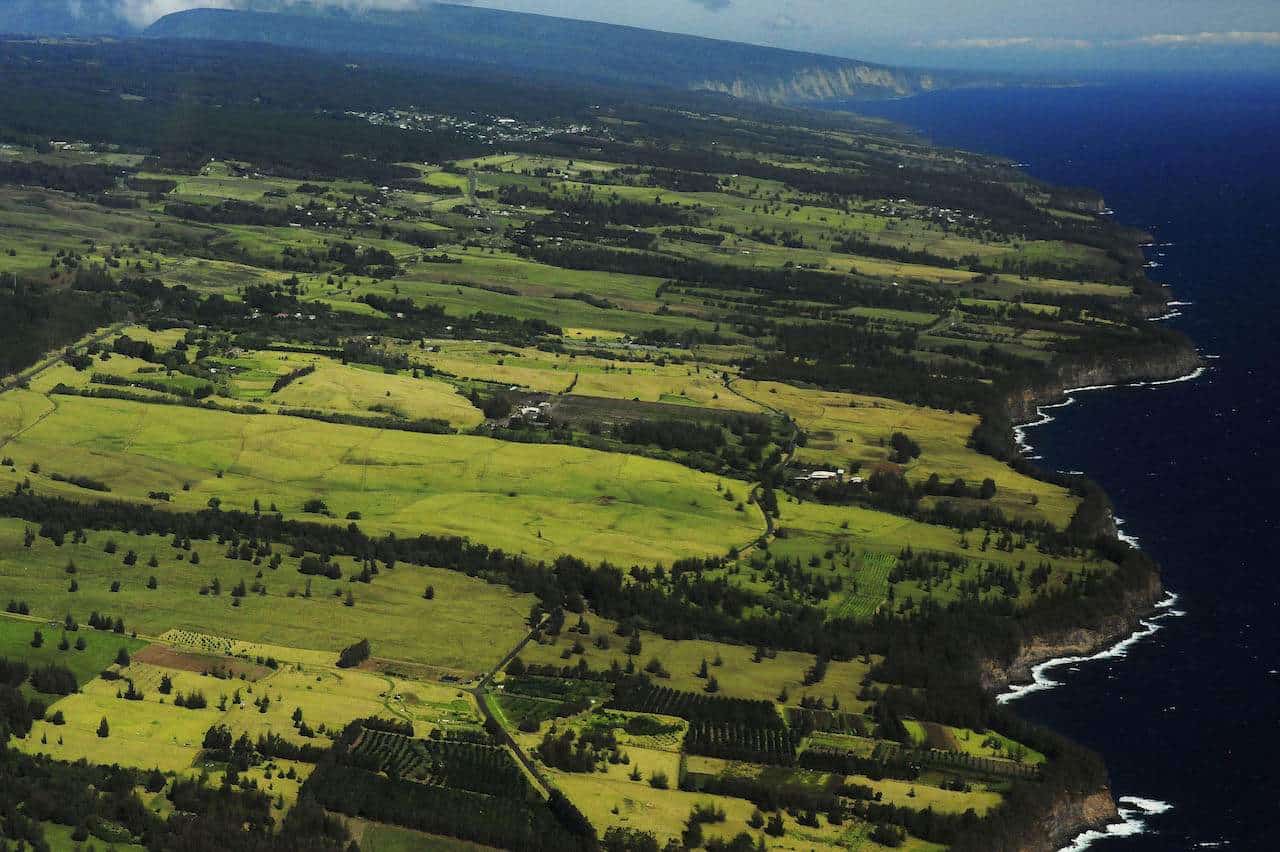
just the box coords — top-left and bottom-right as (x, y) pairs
(980, 569), (1164, 692)
(1021, 789), (1119, 852)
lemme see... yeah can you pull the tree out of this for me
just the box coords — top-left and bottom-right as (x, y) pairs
(423, 585), (435, 600)
(336, 639), (370, 668)
(980, 478), (997, 500)
(159, 674), (173, 695)
(115, 647), (131, 667)
(97, 716), (110, 738)
(31, 630), (43, 648)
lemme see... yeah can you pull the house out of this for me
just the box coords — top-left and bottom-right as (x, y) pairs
(794, 468), (849, 484)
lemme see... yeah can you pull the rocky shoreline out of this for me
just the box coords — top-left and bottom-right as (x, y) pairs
(1007, 343), (1203, 424)
(987, 339), (1198, 850)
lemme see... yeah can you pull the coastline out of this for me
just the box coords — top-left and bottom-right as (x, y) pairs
(988, 356), (1204, 851)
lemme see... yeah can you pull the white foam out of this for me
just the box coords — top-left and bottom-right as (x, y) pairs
(1057, 796), (1174, 851)
(1148, 309), (1182, 321)
(1113, 516), (1140, 547)
(997, 592), (1184, 704)
(1142, 366), (1207, 386)
(1166, 300), (1194, 306)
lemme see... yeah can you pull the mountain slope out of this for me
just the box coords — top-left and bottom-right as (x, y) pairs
(144, 4), (962, 104)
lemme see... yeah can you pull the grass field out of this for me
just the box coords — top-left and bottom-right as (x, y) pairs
(417, 341), (763, 413)
(269, 359), (485, 428)
(0, 391), (762, 565)
(14, 657), (412, 773)
(0, 518), (533, 673)
(0, 614), (148, 696)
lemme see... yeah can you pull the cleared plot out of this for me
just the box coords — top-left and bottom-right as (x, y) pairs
(0, 519), (533, 673)
(735, 379), (1078, 527)
(0, 393), (761, 564)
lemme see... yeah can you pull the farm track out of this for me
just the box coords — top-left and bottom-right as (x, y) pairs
(722, 376), (801, 555)
(468, 614), (552, 798)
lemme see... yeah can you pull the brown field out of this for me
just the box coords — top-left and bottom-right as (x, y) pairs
(132, 644), (274, 681)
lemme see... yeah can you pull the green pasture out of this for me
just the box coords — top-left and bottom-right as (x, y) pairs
(0, 517), (532, 673)
(0, 391), (762, 565)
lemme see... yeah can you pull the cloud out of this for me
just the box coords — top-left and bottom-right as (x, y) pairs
(917, 36), (1095, 51)
(689, 0), (732, 10)
(109, 0), (433, 28)
(1113, 31), (1280, 48)
(916, 31), (1280, 53)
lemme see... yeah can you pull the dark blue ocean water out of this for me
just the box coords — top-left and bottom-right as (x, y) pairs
(839, 76), (1280, 851)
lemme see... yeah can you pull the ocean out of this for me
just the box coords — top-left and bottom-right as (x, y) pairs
(835, 74), (1280, 850)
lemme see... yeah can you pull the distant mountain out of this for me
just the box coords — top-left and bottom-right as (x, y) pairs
(0, 0), (135, 37)
(143, 4), (970, 105)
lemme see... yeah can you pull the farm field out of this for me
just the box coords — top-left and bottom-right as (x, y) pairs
(0, 392), (762, 564)
(0, 518), (533, 673)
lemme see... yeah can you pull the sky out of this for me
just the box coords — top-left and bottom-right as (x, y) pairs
(106, 0), (1280, 72)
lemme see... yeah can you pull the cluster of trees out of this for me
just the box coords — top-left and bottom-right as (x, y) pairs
(0, 742), (355, 851)
(91, 372), (214, 400)
(336, 639), (370, 669)
(612, 419), (727, 454)
(269, 364), (317, 393)
(302, 760), (593, 851)
(684, 719), (800, 765)
(327, 242), (400, 278)
(607, 678), (782, 726)
(164, 199), (335, 228)
(832, 234), (960, 269)
(536, 726), (621, 773)
(202, 724), (328, 770)
(0, 160), (122, 194)
(0, 285), (124, 379)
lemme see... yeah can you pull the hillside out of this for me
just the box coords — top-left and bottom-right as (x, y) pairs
(143, 4), (968, 104)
